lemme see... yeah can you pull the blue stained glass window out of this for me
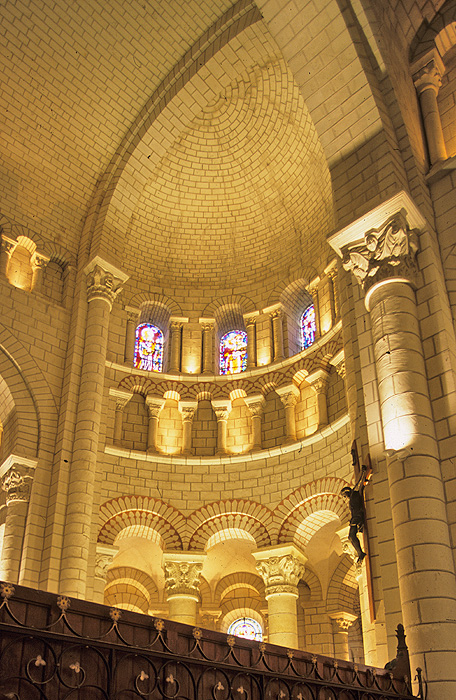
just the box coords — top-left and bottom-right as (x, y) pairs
(300, 305), (316, 350)
(228, 617), (263, 641)
(134, 323), (164, 372)
(220, 330), (248, 375)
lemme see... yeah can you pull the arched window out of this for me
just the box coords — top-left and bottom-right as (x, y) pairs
(228, 617), (263, 641)
(220, 330), (247, 375)
(300, 305), (316, 350)
(134, 323), (164, 372)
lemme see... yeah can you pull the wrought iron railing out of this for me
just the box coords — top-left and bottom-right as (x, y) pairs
(0, 582), (418, 699)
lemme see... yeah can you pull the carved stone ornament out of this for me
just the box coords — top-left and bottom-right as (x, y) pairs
(214, 407), (229, 422)
(95, 553), (114, 579)
(164, 560), (203, 597)
(2, 465), (34, 504)
(278, 391), (299, 409)
(413, 58), (443, 95)
(180, 406), (197, 423)
(247, 400), (265, 418)
(341, 212), (419, 294)
(330, 613), (357, 632)
(256, 553), (305, 596)
(86, 264), (124, 307)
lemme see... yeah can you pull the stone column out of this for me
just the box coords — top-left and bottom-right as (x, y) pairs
(324, 259), (339, 324)
(307, 276), (321, 339)
(245, 395), (265, 451)
(146, 397), (164, 453)
(169, 319), (184, 374)
(276, 385), (299, 443)
(306, 369), (330, 429)
(330, 191), (456, 699)
(60, 258), (128, 598)
(212, 400), (230, 455)
(200, 320), (215, 375)
(0, 237), (15, 277)
(0, 458), (36, 583)
(180, 401), (197, 455)
(253, 545), (306, 649)
(93, 544), (118, 603)
(30, 252), (50, 293)
(163, 553), (206, 626)
(270, 308), (285, 361)
(329, 611), (357, 661)
(412, 51), (447, 165)
(243, 313), (258, 369)
(109, 389), (133, 446)
(124, 307), (139, 365)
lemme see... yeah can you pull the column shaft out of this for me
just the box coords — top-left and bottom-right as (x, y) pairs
(125, 312), (137, 365)
(271, 310), (284, 361)
(202, 323), (214, 374)
(169, 322), (182, 374)
(419, 87), (447, 164)
(245, 318), (256, 368)
(368, 281), (456, 695)
(267, 591), (299, 648)
(0, 500), (28, 582)
(60, 297), (111, 596)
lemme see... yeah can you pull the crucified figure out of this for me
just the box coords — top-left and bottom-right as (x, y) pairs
(341, 465), (369, 563)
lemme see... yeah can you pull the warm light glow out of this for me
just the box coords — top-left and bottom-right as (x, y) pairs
(228, 617), (263, 641)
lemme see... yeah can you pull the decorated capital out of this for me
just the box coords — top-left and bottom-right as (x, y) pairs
(163, 554), (205, 600)
(253, 545), (306, 598)
(2, 464), (35, 504)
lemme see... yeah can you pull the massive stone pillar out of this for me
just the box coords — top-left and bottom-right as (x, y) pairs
(163, 553), (205, 626)
(330, 191), (456, 699)
(253, 545), (306, 649)
(412, 51), (447, 165)
(60, 258), (127, 597)
(329, 611), (357, 661)
(0, 457), (36, 583)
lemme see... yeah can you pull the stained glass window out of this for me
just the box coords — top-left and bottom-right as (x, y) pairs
(134, 323), (164, 372)
(220, 330), (248, 375)
(228, 617), (263, 641)
(300, 305), (316, 350)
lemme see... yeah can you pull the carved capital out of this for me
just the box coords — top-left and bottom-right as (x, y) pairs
(341, 212), (419, 296)
(146, 396), (164, 419)
(163, 559), (204, 598)
(170, 321), (183, 332)
(110, 388), (133, 412)
(254, 546), (306, 598)
(180, 402), (197, 424)
(276, 386), (299, 409)
(329, 611), (357, 632)
(30, 252), (50, 271)
(1, 236), (16, 257)
(214, 408), (229, 422)
(126, 308), (139, 324)
(95, 548), (117, 579)
(412, 54), (445, 96)
(306, 370), (330, 395)
(244, 315), (257, 329)
(246, 398), (265, 418)
(2, 465), (34, 504)
(270, 308), (283, 321)
(86, 265), (124, 307)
